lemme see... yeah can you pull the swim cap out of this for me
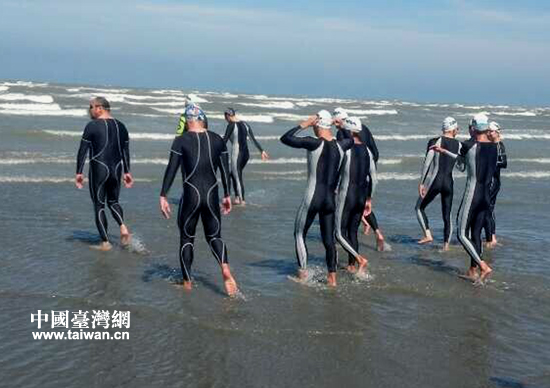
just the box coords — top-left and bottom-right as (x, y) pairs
(224, 107), (236, 116)
(333, 107), (349, 120)
(343, 117), (362, 133)
(184, 103), (206, 121)
(442, 116), (458, 132)
(472, 113), (489, 132)
(488, 121), (501, 132)
(316, 110), (333, 129)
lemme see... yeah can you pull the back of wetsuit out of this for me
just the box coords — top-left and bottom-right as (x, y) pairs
(360, 125), (379, 163)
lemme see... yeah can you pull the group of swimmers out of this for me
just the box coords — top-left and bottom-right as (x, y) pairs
(76, 97), (506, 296)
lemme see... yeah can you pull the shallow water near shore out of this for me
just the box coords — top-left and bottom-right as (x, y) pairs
(1, 80), (549, 387)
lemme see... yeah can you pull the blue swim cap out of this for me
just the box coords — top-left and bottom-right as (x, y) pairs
(472, 113), (489, 132)
(184, 103), (206, 121)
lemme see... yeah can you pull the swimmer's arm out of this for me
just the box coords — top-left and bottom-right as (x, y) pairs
(219, 150), (231, 198)
(222, 123), (235, 143)
(362, 126), (379, 163)
(368, 148), (378, 198)
(76, 125), (92, 187)
(497, 142), (507, 169)
(246, 123), (263, 152)
(420, 141), (436, 185)
(121, 124), (131, 174)
(280, 124), (320, 151)
(160, 146), (182, 198)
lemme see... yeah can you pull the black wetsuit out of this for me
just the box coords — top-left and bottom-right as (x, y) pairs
(448, 140), (498, 267)
(223, 121), (264, 201)
(281, 126), (353, 273)
(338, 127), (381, 231)
(415, 136), (462, 244)
(160, 130), (231, 281)
(484, 141), (507, 241)
(76, 118), (130, 242)
(335, 137), (377, 265)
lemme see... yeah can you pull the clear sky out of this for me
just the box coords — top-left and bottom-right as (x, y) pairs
(1, 0), (549, 105)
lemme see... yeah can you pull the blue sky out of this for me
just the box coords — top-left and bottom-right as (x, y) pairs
(1, 0), (549, 105)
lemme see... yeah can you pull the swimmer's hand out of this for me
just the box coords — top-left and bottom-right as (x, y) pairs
(419, 184), (427, 198)
(123, 173), (134, 188)
(160, 196), (171, 219)
(363, 199), (372, 217)
(333, 118), (344, 127)
(261, 151), (269, 161)
(75, 174), (85, 189)
(299, 115), (318, 129)
(221, 196), (232, 215)
(430, 145), (444, 153)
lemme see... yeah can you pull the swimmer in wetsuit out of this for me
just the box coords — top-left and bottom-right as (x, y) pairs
(280, 110), (353, 286)
(415, 117), (462, 251)
(484, 122), (507, 248)
(334, 117), (376, 275)
(223, 108), (269, 205)
(75, 97), (134, 251)
(333, 107), (386, 251)
(432, 114), (496, 282)
(159, 104), (238, 296)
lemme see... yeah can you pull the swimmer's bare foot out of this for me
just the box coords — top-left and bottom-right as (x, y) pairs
(183, 281), (192, 291)
(327, 272), (337, 287)
(233, 197), (241, 205)
(442, 242), (450, 251)
(120, 225), (131, 246)
(296, 268), (308, 281)
(376, 231), (385, 251)
(221, 263), (238, 297)
(90, 241), (112, 251)
(363, 223), (371, 235)
(418, 237), (433, 245)
(355, 255), (368, 275)
(479, 262), (493, 283)
(464, 266), (479, 281)
(346, 265), (357, 274)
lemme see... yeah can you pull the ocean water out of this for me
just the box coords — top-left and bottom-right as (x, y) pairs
(1, 80), (549, 388)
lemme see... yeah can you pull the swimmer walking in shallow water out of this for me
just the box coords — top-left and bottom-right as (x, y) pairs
(75, 97), (133, 251)
(159, 104), (238, 296)
(281, 111), (353, 287)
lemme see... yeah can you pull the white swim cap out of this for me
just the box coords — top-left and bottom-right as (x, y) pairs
(316, 110), (333, 129)
(442, 116), (458, 132)
(472, 113), (489, 132)
(333, 107), (349, 120)
(343, 117), (362, 133)
(488, 121), (501, 132)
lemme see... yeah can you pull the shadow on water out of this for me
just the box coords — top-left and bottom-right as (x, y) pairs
(248, 257), (296, 276)
(399, 254), (463, 277)
(67, 230), (101, 244)
(489, 376), (527, 388)
(142, 263), (226, 296)
(386, 234), (420, 245)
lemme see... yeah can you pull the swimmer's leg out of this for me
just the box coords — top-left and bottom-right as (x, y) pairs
(235, 148), (249, 204)
(89, 168), (112, 251)
(105, 169), (131, 246)
(320, 211), (338, 286)
(349, 211), (367, 274)
(441, 186), (453, 251)
(294, 203), (317, 280)
(204, 190), (238, 296)
(365, 211), (385, 251)
(415, 188), (439, 244)
(177, 191), (201, 290)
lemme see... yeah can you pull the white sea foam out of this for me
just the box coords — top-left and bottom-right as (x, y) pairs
(43, 130), (174, 140)
(250, 170), (306, 176)
(492, 111), (537, 117)
(0, 103), (86, 117)
(0, 93), (54, 103)
(296, 102), (317, 107)
(510, 158), (550, 164)
(0, 176), (153, 183)
(248, 157), (306, 165)
(501, 134), (550, 140)
(254, 136), (280, 141)
(270, 113), (308, 121)
(65, 87), (130, 94)
(345, 109), (398, 116)
(0, 86), (8, 92)
(208, 113), (274, 123)
(238, 101), (296, 109)
(0, 81), (48, 87)
(502, 171), (550, 178)
(379, 159), (402, 165)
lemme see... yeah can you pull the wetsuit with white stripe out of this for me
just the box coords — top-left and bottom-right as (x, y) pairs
(76, 119), (130, 242)
(446, 140), (498, 267)
(223, 121), (264, 201)
(160, 131), (231, 282)
(335, 137), (377, 265)
(280, 126), (353, 273)
(484, 141), (507, 240)
(339, 127), (380, 231)
(415, 136), (462, 244)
